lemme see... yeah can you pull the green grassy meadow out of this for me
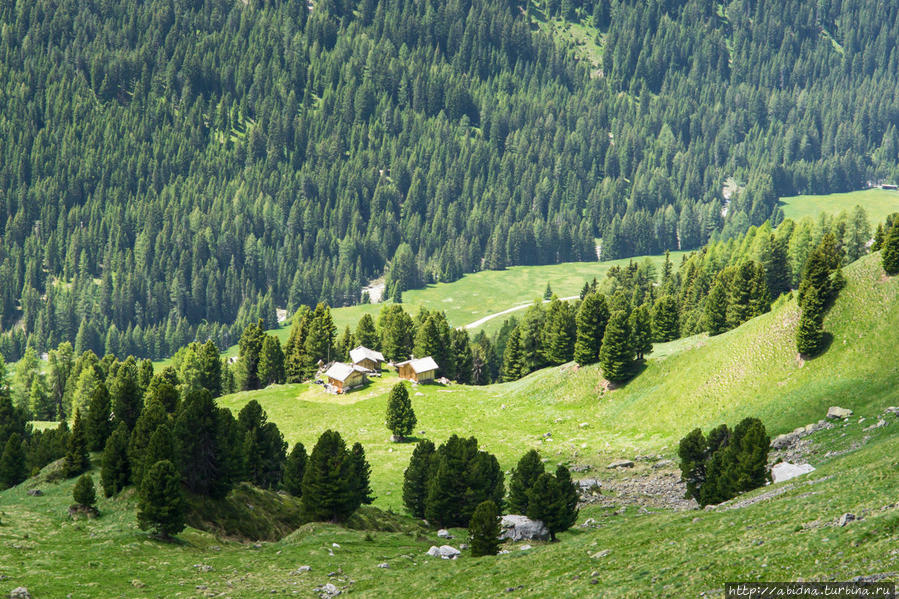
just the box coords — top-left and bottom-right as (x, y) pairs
(779, 188), (899, 224)
(3, 253), (899, 597)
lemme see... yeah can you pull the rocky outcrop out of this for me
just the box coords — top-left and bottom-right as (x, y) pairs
(771, 462), (815, 483)
(498, 515), (550, 542)
(426, 545), (461, 559)
(827, 406), (853, 419)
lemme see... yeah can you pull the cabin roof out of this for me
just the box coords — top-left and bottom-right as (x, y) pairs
(349, 346), (385, 364)
(396, 356), (439, 373)
(324, 362), (368, 382)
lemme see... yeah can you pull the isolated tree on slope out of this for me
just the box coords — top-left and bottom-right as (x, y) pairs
(386, 383), (416, 441)
(796, 284), (825, 356)
(72, 474), (97, 509)
(64, 409), (90, 478)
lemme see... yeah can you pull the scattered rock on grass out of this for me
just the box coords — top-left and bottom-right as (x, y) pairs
(9, 588), (31, 599)
(377, 563), (389, 569)
(838, 513), (857, 527)
(437, 529), (452, 539)
(827, 406), (853, 419)
(26, 489), (43, 497)
(499, 515), (549, 541)
(426, 545), (461, 560)
(771, 462), (816, 483)
(607, 460), (634, 469)
(590, 550), (611, 559)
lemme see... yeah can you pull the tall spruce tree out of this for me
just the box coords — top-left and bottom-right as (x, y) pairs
(284, 308), (311, 383)
(541, 298), (576, 365)
(64, 409), (90, 478)
(144, 424), (176, 474)
(883, 221), (899, 275)
(85, 382), (112, 452)
(0, 433), (26, 490)
(652, 295), (680, 342)
(573, 292), (611, 366)
(137, 460), (185, 540)
(351, 442), (374, 505)
(257, 335), (286, 387)
(174, 388), (233, 498)
(300, 430), (361, 522)
(501, 326), (524, 381)
(402, 439), (435, 518)
(282, 442), (307, 497)
(385, 382), (416, 441)
(796, 284), (825, 356)
(128, 399), (168, 486)
(424, 435), (504, 527)
(355, 314), (379, 350)
(238, 319), (267, 390)
(599, 311), (633, 383)
(110, 358), (143, 431)
(507, 449), (545, 514)
(468, 500), (501, 557)
(705, 280), (729, 335)
(101, 422), (131, 497)
(449, 328), (473, 384)
(628, 304), (653, 360)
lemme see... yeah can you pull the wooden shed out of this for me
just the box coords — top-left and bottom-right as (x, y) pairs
(324, 362), (368, 394)
(349, 346), (385, 372)
(395, 356), (439, 383)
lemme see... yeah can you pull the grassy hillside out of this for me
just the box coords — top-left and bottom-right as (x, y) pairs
(779, 188), (899, 223)
(3, 253), (898, 597)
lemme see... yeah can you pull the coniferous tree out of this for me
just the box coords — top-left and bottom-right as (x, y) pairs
(402, 439), (435, 518)
(282, 442), (307, 497)
(796, 284), (825, 356)
(198, 340), (223, 398)
(507, 449), (545, 514)
(599, 311), (633, 383)
(238, 319), (267, 391)
(101, 422), (131, 497)
(257, 335), (285, 387)
(336, 326), (354, 362)
(542, 298), (576, 365)
(355, 314), (379, 349)
(0, 383), (27, 451)
(677, 428), (708, 503)
(137, 460), (185, 540)
(351, 442), (374, 505)
(85, 382), (112, 452)
(652, 295), (680, 342)
(378, 305), (414, 362)
(64, 409), (90, 478)
(0, 433), (27, 490)
(501, 326), (524, 381)
(425, 435), (504, 527)
(385, 383), (416, 441)
(300, 430), (361, 522)
(128, 399), (168, 485)
(303, 303), (337, 376)
(110, 358), (143, 431)
(468, 500), (501, 557)
(284, 308), (311, 383)
(29, 376), (54, 421)
(628, 304), (653, 360)
(705, 281), (729, 335)
(543, 283), (553, 300)
(174, 388), (234, 498)
(449, 328), (473, 384)
(574, 292), (611, 365)
(144, 424), (176, 473)
(883, 221), (899, 275)
(72, 474), (97, 508)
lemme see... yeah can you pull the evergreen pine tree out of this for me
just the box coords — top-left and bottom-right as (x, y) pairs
(468, 500), (500, 557)
(449, 328), (473, 384)
(284, 308), (311, 383)
(355, 314), (379, 349)
(501, 326), (524, 381)
(110, 358), (143, 430)
(543, 282), (553, 300)
(0, 433), (26, 489)
(301, 430), (360, 522)
(64, 409), (90, 478)
(402, 439), (435, 518)
(507, 449), (545, 514)
(257, 335), (285, 387)
(425, 435), (504, 527)
(883, 221), (899, 275)
(144, 423), (176, 473)
(872, 223), (885, 252)
(526, 472), (559, 540)
(72, 473), (97, 508)
(725, 417), (770, 494)
(651, 295), (679, 342)
(705, 280), (728, 335)
(598, 311), (633, 383)
(174, 388), (235, 498)
(385, 382), (416, 441)
(101, 422), (131, 497)
(238, 319), (267, 390)
(542, 299), (576, 365)
(796, 285), (825, 356)
(351, 442), (374, 505)
(677, 428), (707, 503)
(85, 382), (112, 452)
(0, 387), (27, 451)
(137, 460), (185, 540)
(303, 303), (337, 377)
(128, 398), (168, 486)
(628, 304), (653, 360)
(552, 464), (579, 534)
(29, 376), (54, 420)
(198, 340), (222, 398)
(282, 442), (307, 497)
(336, 326), (354, 362)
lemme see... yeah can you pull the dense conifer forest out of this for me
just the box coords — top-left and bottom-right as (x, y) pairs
(1, 0), (899, 359)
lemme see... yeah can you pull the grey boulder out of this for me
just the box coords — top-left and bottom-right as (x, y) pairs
(499, 515), (549, 542)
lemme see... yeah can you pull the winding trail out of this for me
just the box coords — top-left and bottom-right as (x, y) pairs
(462, 296), (580, 330)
